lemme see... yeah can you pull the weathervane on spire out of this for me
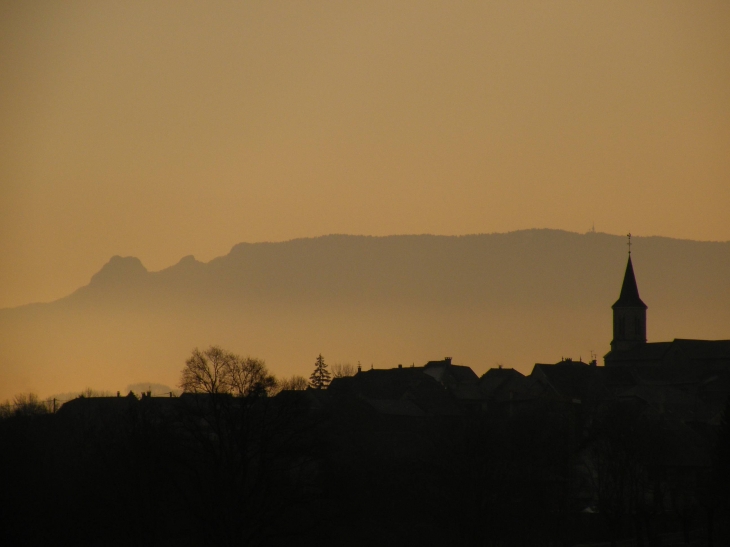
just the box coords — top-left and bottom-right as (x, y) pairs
(627, 233), (632, 255)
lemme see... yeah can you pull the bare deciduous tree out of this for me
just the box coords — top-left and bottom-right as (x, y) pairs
(180, 346), (235, 395)
(0, 393), (50, 418)
(228, 356), (277, 397)
(175, 346), (318, 545)
(180, 346), (276, 397)
(331, 362), (355, 378)
(79, 387), (114, 398)
(277, 375), (309, 391)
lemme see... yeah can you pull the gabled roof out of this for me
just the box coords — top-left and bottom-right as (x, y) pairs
(328, 366), (432, 399)
(612, 256), (647, 309)
(478, 368), (525, 398)
(423, 362), (479, 385)
(530, 361), (604, 401)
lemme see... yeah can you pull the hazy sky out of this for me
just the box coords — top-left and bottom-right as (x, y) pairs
(2, 1), (729, 309)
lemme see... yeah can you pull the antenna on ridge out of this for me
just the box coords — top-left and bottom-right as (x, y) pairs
(627, 233), (632, 255)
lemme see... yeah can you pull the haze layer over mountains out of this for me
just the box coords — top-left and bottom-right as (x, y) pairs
(1, 229), (728, 401)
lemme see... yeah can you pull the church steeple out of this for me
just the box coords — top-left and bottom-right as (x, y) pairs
(611, 246), (647, 352)
(612, 256), (647, 310)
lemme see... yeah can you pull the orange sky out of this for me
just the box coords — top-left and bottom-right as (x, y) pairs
(2, 1), (729, 309)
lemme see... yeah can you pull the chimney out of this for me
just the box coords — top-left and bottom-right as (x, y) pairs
(398, 364), (402, 369)
(445, 357), (452, 365)
(357, 362), (362, 373)
(117, 391), (120, 397)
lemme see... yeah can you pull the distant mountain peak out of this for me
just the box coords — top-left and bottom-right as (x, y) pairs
(89, 255), (147, 286)
(177, 254), (199, 265)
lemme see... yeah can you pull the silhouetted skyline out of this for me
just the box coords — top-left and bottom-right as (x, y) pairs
(2, 259), (729, 545)
(1, 229), (728, 401)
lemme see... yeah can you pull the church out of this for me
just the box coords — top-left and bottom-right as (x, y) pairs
(604, 247), (730, 396)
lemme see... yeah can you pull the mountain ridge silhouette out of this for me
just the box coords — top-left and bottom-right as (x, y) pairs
(1, 229), (728, 400)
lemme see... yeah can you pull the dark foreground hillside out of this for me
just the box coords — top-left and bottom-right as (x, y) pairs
(3, 357), (730, 547)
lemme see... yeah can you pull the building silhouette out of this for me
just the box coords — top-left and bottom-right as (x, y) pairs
(609, 255), (647, 352)
(604, 254), (730, 388)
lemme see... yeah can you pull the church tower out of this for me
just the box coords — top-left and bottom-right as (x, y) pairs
(611, 251), (647, 352)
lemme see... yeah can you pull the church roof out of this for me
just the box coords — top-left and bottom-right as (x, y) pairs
(612, 256), (647, 309)
(605, 341), (673, 363)
(605, 339), (730, 366)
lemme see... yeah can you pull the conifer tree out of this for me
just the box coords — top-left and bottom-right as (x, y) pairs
(309, 354), (331, 390)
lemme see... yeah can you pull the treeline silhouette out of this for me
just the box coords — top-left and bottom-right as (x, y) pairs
(2, 354), (730, 546)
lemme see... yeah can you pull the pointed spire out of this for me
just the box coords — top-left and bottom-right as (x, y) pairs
(612, 256), (647, 309)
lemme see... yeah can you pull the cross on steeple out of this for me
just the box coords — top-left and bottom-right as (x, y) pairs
(627, 233), (632, 255)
